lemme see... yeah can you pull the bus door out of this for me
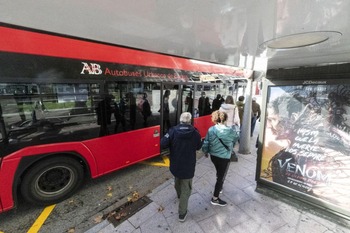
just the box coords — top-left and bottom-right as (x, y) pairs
(159, 84), (177, 135)
(181, 84), (195, 117)
(193, 83), (221, 116)
(159, 83), (195, 134)
(82, 81), (163, 173)
(193, 83), (222, 137)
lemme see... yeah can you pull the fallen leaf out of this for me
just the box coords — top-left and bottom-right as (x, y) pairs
(115, 213), (122, 220)
(132, 191), (139, 201)
(115, 212), (127, 221)
(94, 215), (103, 223)
(67, 228), (75, 233)
(107, 192), (113, 197)
(132, 191), (139, 198)
(107, 186), (112, 191)
(158, 205), (164, 212)
(106, 211), (116, 219)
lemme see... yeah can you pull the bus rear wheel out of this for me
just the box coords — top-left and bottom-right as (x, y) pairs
(20, 157), (84, 205)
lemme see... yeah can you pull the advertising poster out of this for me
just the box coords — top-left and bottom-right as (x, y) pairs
(260, 82), (350, 212)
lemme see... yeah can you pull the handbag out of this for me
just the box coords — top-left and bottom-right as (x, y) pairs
(233, 124), (240, 137)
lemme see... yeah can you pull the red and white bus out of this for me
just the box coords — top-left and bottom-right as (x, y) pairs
(0, 25), (247, 213)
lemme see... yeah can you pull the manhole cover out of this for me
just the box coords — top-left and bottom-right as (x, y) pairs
(105, 196), (152, 227)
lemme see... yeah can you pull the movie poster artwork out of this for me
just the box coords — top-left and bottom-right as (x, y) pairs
(260, 84), (350, 211)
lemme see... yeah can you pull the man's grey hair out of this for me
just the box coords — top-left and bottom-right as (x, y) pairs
(180, 112), (192, 124)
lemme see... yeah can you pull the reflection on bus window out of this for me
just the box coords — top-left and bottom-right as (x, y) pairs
(106, 82), (159, 134)
(0, 82), (100, 156)
(139, 93), (152, 127)
(0, 104), (6, 142)
(96, 95), (113, 136)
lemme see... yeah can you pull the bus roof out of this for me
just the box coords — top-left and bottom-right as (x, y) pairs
(0, 1), (350, 72)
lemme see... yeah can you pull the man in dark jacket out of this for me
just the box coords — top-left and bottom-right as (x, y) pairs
(160, 112), (202, 222)
(198, 91), (206, 116)
(251, 97), (261, 137)
(212, 94), (224, 111)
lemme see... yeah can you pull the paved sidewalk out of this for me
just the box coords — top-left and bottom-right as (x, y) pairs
(85, 134), (350, 233)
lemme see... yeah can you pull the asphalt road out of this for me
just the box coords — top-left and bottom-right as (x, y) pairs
(0, 156), (172, 233)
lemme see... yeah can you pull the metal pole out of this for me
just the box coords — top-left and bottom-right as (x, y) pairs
(238, 76), (253, 154)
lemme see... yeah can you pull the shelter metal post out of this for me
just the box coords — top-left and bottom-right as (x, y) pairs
(238, 75), (253, 154)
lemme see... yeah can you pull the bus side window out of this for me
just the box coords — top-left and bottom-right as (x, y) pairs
(0, 104), (6, 142)
(107, 82), (159, 134)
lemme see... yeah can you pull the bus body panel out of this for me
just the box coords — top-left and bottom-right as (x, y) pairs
(0, 128), (161, 213)
(0, 26), (242, 75)
(82, 126), (161, 176)
(0, 157), (21, 213)
(194, 115), (213, 138)
(0, 120), (214, 213)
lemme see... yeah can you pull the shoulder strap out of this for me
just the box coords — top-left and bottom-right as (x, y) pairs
(213, 128), (229, 151)
(218, 137), (229, 151)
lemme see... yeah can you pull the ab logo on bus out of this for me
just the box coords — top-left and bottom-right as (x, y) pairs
(81, 62), (103, 75)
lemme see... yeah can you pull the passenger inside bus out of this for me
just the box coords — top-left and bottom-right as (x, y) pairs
(198, 91), (206, 116)
(185, 91), (193, 114)
(126, 92), (136, 130)
(114, 97), (126, 133)
(163, 90), (171, 132)
(139, 93), (152, 127)
(212, 94), (224, 111)
(96, 95), (113, 136)
(198, 91), (212, 116)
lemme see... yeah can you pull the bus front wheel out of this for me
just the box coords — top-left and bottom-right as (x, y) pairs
(20, 156), (84, 205)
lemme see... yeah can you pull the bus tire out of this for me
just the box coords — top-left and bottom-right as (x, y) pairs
(20, 156), (84, 205)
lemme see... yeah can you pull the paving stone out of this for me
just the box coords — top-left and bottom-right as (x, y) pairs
(114, 220), (137, 233)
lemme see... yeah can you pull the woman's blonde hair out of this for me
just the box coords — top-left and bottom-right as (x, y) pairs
(211, 110), (227, 124)
(225, 95), (234, 104)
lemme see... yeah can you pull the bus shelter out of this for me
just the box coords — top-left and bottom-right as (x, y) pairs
(256, 63), (350, 220)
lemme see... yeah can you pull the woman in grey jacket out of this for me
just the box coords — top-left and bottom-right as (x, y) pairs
(202, 110), (238, 206)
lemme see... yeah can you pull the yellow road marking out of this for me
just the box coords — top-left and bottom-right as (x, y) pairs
(27, 204), (56, 233)
(142, 155), (170, 167)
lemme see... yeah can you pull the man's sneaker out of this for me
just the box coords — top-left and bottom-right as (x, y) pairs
(179, 211), (187, 222)
(211, 198), (227, 206)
